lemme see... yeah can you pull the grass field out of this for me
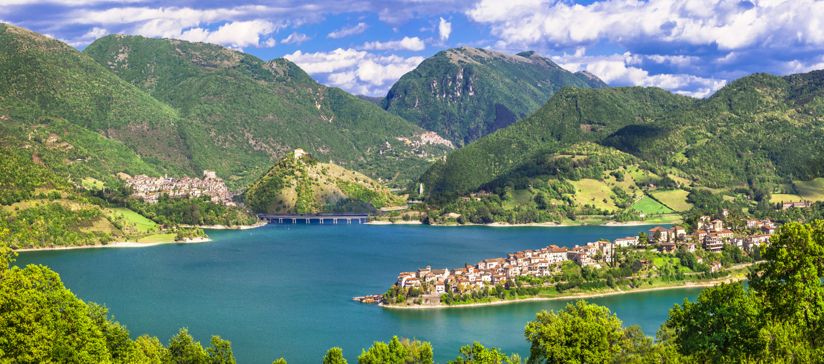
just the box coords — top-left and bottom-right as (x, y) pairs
(135, 233), (177, 243)
(107, 208), (158, 234)
(81, 177), (105, 191)
(570, 179), (618, 212)
(631, 196), (674, 215)
(771, 193), (804, 203)
(650, 189), (693, 212)
(794, 178), (824, 201)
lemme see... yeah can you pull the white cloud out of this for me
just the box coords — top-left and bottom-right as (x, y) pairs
(438, 17), (451, 41)
(467, 0), (824, 51)
(1, 0), (145, 6)
(285, 48), (423, 96)
(327, 22), (367, 39)
(558, 51), (726, 98)
(362, 36), (425, 51)
(176, 19), (278, 48)
(281, 32), (310, 45)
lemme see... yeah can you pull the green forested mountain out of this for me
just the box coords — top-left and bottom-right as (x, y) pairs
(382, 47), (606, 145)
(0, 24), (194, 175)
(244, 150), (404, 214)
(421, 86), (692, 200)
(419, 71), (824, 224)
(84, 34), (452, 189)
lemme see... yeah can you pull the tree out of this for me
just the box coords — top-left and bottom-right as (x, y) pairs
(323, 347), (347, 364)
(135, 335), (171, 364)
(272, 358), (288, 364)
(358, 336), (433, 364)
(748, 221), (824, 347)
(207, 336), (236, 364)
(524, 300), (625, 363)
(664, 283), (763, 362)
(168, 328), (209, 364)
(449, 342), (521, 364)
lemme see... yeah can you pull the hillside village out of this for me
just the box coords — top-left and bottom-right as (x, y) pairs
(120, 170), (235, 206)
(375, 209), (779, 305)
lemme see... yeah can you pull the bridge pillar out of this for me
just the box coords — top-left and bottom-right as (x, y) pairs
(320, 218), (324, 224)
(305, 218), (310, 224)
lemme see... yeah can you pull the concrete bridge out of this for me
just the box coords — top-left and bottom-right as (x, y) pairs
(257, 213), (370, 225)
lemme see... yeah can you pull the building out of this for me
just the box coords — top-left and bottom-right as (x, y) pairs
(614, 236), (639, 248)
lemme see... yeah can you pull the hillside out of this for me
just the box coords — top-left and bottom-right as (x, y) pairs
(84, 35), (453, 189)
(0, 24), (194, 175)
(244, 150), (405, 214)
(382, 47), (606, 145)
(422, 71), (824, 211)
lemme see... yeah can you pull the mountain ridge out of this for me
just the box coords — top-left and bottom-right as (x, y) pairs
(382, 46), (607, 145)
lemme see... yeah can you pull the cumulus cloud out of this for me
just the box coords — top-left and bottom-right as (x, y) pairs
(438, 17), (451, 41)
(176, 19), (278, 48)
(362, 36), (425, 51)
(281, 32), (310, 45)
(467, 0), (824, 51)
(558, 51), (726, 98)
(285, 48), (423, 96)
(327, 22), (367, 39)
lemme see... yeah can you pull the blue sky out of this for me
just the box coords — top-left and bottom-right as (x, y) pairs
(2, 0), (823, 97)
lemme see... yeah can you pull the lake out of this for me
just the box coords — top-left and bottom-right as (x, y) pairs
(16, 223), (698, 363)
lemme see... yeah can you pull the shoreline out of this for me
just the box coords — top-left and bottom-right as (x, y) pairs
(379, 277), (744, 310)
(14, 237), (212, 253)
(371, 220), (671, 228)
(183, 220), (268, 230)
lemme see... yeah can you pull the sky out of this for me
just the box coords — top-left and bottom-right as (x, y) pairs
(2, 0), (823, 98)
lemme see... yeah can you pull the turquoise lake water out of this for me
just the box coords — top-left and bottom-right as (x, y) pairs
(16, 224), (698, 363)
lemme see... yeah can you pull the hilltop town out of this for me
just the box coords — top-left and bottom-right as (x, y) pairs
(366, 209), (777, 307)
(120, 170), (235, 206)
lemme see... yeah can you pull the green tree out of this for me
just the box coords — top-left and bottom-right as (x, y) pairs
(748, 221), (824, 347)
(272, 358), (288, 364)
(207, 336), (236, 364)
(323, 347), (348, 364)
(168, 328), (209, 364)
(664, 283), (763, 362)
(358, 336), (433, 364)
(524, 300), (625, 363)
(135, 335), (171, 364)
(449, 342), (521, 364)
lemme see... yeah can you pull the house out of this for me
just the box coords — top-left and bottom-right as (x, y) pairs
(658, 242), (677, 254)
(745, 234), (771, 251)
(716, 229), (734, 240)
(545, 245), (569, 264)
(703, 234), (724, 252)
(711, 219), (724, 231)
(649, 226), (671, 243)
(434, 280), (446, 295)
(671, 226), (687, 241)
(782, 201), (811, 210)
(614, 236), (639, 248)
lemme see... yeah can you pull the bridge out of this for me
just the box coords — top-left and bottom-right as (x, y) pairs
(257, 213), (370, 225)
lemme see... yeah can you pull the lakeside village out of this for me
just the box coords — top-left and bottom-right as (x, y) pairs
(358, 210), (778, 306)
(119, 170), (235, 206)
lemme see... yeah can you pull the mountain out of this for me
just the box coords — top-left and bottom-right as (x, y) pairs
(84, 35), (453, 189)
(382, 47), (607, 145)
(0, 23), (194, 176)
(422, 71), (824, 206)
(244, 150), (405, 214)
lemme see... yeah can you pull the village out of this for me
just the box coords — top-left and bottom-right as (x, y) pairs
(368, 209), (780, 304)
(119, 170), (235, 206)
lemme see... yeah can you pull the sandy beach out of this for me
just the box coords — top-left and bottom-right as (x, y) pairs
(14, 237), (212, 252)
(380, 277), (744, 310)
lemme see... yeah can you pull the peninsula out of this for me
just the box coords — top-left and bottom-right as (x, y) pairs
(361, 209), (772, 308)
